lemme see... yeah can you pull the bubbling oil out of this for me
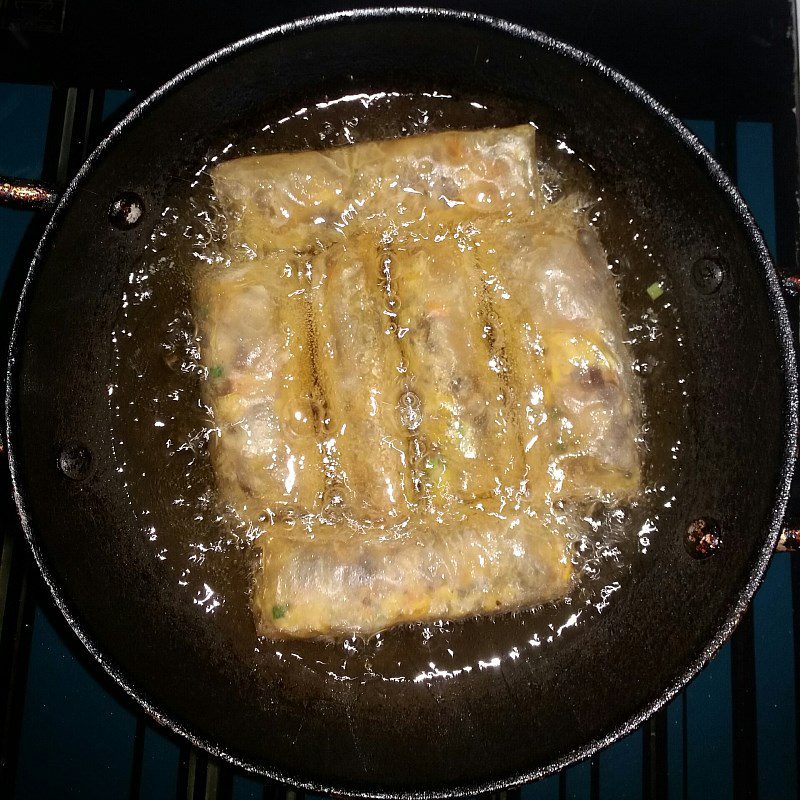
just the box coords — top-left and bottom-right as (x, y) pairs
(109, 91), (687, 682)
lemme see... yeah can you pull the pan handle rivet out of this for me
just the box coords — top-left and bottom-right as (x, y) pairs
(685, 517), (722, 559)
(58, 442), (93, 481)
(109, 192), (144, 230)
(691, 257), (724, 295)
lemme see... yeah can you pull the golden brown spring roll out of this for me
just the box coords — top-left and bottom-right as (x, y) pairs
(210, 125), (539, 255)
(477, 210), (640, 501)
(253, 511), (571, 638)
(194, 255), (324, 522)
(392, 236), (524, 506)
(310, 237), (410, 520)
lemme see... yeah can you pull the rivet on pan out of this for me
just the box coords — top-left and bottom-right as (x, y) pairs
(691, 257), (724, 295)
(109, 192), (144, 230)
(685, 517), (722, 559)
(58, 442), (93, 481)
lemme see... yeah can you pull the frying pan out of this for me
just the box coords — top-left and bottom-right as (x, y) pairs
(0, 8), (796, 797)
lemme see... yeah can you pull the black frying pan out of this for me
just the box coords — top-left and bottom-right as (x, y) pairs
(0, 9), (796, 797)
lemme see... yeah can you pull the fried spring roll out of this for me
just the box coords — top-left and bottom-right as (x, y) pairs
(195, 256), (324, 521)
(210, 125), (539, 255)
(477, 213), (640, 501)
(253, 512), (571, 638)
(392, 237), (523, 505)
(310, 238), (410, 520)
(472, 242), (551, 497)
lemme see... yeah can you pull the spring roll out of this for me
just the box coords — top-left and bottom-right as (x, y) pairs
(195, 255), (324, 522)
(477, 211), (640, 501)
(310, 237), (410, 520)
(253, 512), (571, 638)
(210, 125), (539, 255)
(392, 236), (524, 505)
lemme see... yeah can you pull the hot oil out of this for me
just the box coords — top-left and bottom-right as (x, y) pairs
(110, 92), (688, 683)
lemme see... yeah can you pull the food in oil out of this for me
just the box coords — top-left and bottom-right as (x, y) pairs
(195, 123), (641, 638)
(110, 93), (686, 680)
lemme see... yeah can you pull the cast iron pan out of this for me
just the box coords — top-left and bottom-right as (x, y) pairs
(0, 8), (796, 797)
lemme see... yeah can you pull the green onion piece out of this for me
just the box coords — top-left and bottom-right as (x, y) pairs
(646, 282), (664, 301)
(209, 365), (224, 379)
(272, 604), (288, 620)
(424, 454), (446, 487)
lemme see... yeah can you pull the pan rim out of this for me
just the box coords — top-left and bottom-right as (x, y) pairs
(5, 6), (798, 797)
